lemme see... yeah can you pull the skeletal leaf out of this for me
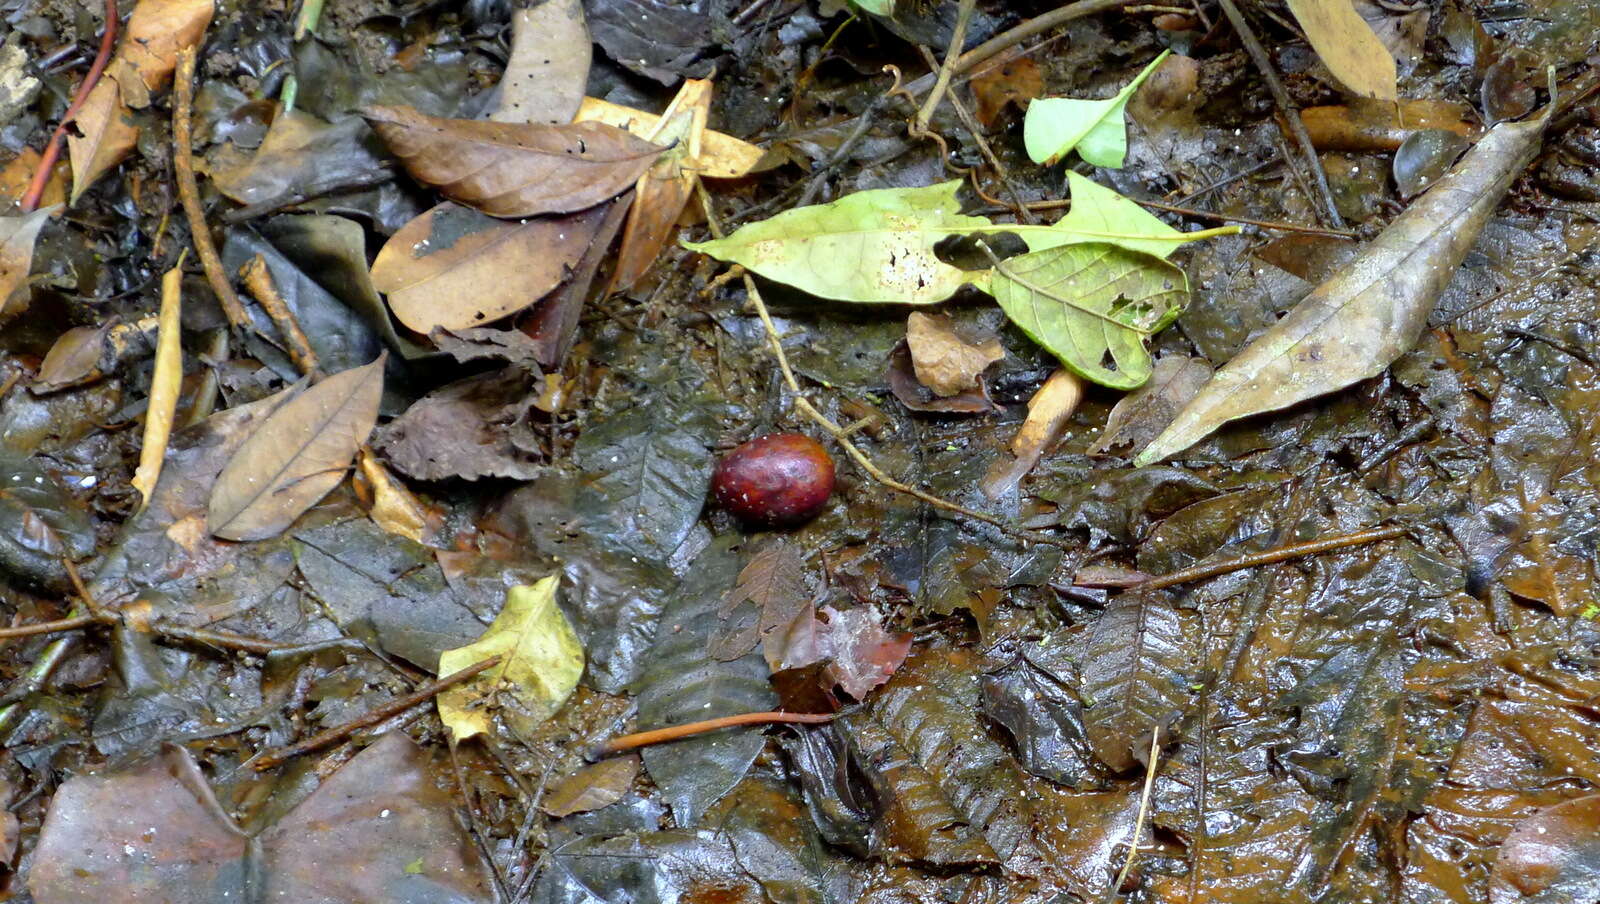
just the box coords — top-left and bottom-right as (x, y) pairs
(1024, 50), (1169, 167)
(364, 105), (662, 217)
(207, 355), (385, 540)
(572, 96), (763, 179)
(988, 242), (1188, 389)
(437, 575), (585, 741)
(1136, 105), (1549, 465)
(491, 0), (590, 125)
(132, 259), (185, 512)
(0, 205), (55, 317)
(1079, 590), (1190, 772)
(1286, 0), (1397, 101)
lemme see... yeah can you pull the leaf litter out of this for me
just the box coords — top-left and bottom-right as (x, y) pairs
(7, 2), (1600, 903)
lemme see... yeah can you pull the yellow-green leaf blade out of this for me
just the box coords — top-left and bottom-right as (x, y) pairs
(1024, 51), (1169, 168)
(437, 575), (585, 742)
(989, 242), (1188, 390)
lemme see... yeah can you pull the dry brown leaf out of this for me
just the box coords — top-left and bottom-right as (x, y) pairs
(371, 201), (611, 333)
(105, 0), (215, 107)
(0, 148), (65, 208)
(540, 756), (640, 818)
(0, 205), (55, 318)
(364, 105), (661, 217)
(710, 540), (810, 662)
(355, 446), (437, 545)
(573, 96), (763, 179)
(34, 316), (158, 392)
(609, 79), (711, 294)
(1089, 355), (1212, 456)
(971, 58), (1044, 127)
(887, 341), (997, 414)
(1286, 0), (1398, 101)
(66, 80), (138, 204)
(491, 0), (590, 125)
(131, 260), (185, 512)
(905, 311), (1004, 397)
(980, 368), (1084, 499)
(1302, 98), (1476, 151)
(207, 355), (386, 541)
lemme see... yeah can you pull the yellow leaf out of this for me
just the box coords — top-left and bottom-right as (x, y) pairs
(609, 78), (711, 293)
(437, 576), (584, 741)
(573, 96), (762, 179)
(1285, 0), (1397, 101)
(132, 254), (185, 511)
(356, 446), (434, 545)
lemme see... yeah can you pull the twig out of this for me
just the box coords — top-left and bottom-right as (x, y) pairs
(219, 168), (394, 223)
(20, 0), (118, 212)
(698, 183), (1079, 551)
(953, 0), (1137, 78)
(1214, 0), (1345, 230)
(592, 711), (835, 757)
(914, 0), (977, 133)
(1105, 731), (1163, 903)
(60, 557), (103, 617)
(173, 47), (251, 332)
(0, 614), (97, 639)
(1142, 523), (1409, 590)
(916, 45), (1038, 224)
(239, 254), (319, 375)
(253, 656), (500, 770)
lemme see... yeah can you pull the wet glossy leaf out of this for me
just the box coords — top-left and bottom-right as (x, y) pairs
(371, 200), (611, 333)
(1023, 50), (1169, 167)
(585, 0), (716, 84)
(1089, 354), (1212, 454)
(1490, 793), (1600, 902)
(209, 111), (387, 210)
(491, 0), (590, 126)
(989, 242), (1188, 389)
(364, 105), (661, 217)
(981, 642), (1100, 788)
(711, 539), (809, 661)
(0, 205), (55, 317)
(1137, 105), (1550, 464)
(207, 355), (385, 540)
(542, 756), (640, 818)
(131, 262), (183, 511)
(710, 778), (849, 904)
(438, 575), (585, 741)
(1286, 0), (1397, 100)
(0, 451), (96, 590)
(532, 830), (762, 904)
(1393, 128), (1472, 199)
(1079, 590), (1190, 772)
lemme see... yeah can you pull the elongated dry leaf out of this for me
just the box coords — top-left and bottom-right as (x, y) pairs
(365, 105), (662, 217)
(1024, 50), (1169, 167)
(574, 96), (763, 179)
(981, 368), (1084, 498)
(1089, 355), (1212, 454)
(66, 80), (139, 204)
(437, 575), (585, 741)
(1079, 590), (1190, 772)
(1136, 106), (1549, 465)
(989, 242), (1188, 389)
(105, 0), (215, 106)
(371, 201), (610, 333)
(609, 78), (711, 294)
(492, 0), (590, 125)
(0, 205), (55, 317)
(131, 260), (185, 511)
(207, 355), (385, 540)
(1286, 0), (1398, 101)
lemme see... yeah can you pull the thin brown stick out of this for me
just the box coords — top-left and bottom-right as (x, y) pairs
(1214, 0), (1345, 230)
(60, 557), (103, 617)
(917, 45), (1038, 225)
(20, 0), (117, 212)
(914, 0), (977, 133)
(0, 607), (295, 654)
(253, 656), (500, 770)
(1143, 523), (1409, 590)
(952, 0), (1136, 78)
(593, 711), (835, 757)
(239, 254), (319, 375)
(0, 614), (97, 639)
(173, 46), (251, 331)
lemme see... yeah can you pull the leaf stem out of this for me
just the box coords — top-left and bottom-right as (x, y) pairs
(1142, 523), (1410, 590)
(591, 711), (835, 757)
(174, 45), (252, 333)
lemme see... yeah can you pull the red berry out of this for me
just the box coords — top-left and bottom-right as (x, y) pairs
(713, 433), (835, 526)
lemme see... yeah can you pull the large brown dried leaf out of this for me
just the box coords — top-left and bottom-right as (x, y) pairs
(372, 201), (610, 333)
(105, 0), (215, 106)
(1137, 105), (1549, 464)
(364, 105), (661, 217)
(1078, 590), (1190, 772)
(1286, 0), (1397, 100)
(207, 355), (385, 540)
(0, 205), (54, 317)
(711, 540), (809, 661)
(491, 0), (590, 125)
(66, 80), (138, 203)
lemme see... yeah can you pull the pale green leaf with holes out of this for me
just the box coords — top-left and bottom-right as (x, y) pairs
(1024, 50), (1169, 168)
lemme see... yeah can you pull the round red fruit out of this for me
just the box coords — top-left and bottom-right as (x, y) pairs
(712, 433), (835, 526)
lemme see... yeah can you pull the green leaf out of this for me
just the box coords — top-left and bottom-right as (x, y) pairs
(1024, 171), (1189, 259)
(846, 0), (894, 13)
(987, 241), (1188, 389)
(1024, 50), (1169, 168)
(436, 575), (585, 742)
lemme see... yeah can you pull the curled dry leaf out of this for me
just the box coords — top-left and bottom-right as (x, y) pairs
(371, 201), (612, 333)
(355, 446), (437, 545)
(1137, 102), (1550, 465)
(491, 0), (590, 125)
(34, 317), (159, 392)
(1090, 355), (1211, 456)
(131, 261), (184, 512)
(971, 58), (1044, 128)
(436, 575), (585, 742)
(364, 105), (661, 217)
(0, 205), (55, 317)
(574, 95), (763, 179)
(887, 341), (997, 415)
(905, 311), (1004, 397)
(1286, 0), (1397, 101)
(207, 355), (386, 541)
(981, 368), (1084, 498)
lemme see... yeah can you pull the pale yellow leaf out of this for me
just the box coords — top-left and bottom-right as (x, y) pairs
(1286, 0), (1398, 101)
(437, 576), (585, 742)
(132, 257), (185, 511)
(356, 446), (434, 545)
(573, 95), (762, 179)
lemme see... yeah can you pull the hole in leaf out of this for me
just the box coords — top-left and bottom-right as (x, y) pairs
(1100, 349), (1118, 372)
(936, 231), (1026, 270)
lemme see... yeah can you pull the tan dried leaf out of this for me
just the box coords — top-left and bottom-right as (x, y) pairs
(491, 0), (590, 125)
(356, 446), (436, 545)
(364, 105), (661, 217)
(0, 205), (56, 318)
(66, 79), (138, 204)
(106, 0), (216, 107)
(132, 261), (185, 511)
(207, 355), (386, 541)
(905, 311), (1004, 397)
(609, 79), (711, 294)
(573, 95), (763, 179)
(540, 756), (639, 817)
(980, 368), (1084, 499)
(371, 201), (611, 333)
(1286, 0), (1397, 100)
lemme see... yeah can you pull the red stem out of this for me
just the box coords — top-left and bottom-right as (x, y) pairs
(592, 711), (835, 756)
(20, 0), (119, 212)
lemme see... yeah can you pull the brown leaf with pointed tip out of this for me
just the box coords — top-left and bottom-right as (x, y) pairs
(710, 540), (810, 662)
(0, 205), (55, 318)
(105, 0), (215, 107)
(207, 355), (385, 541)
(1089, 355), (1211, 456)
(1286, 0), (1397, 100)
(372, 201), (611, 333)
(608, 78), (711, 294)
(66, 79), (138, 204)
(541, 756), (640, 817)
(364, 104), (661, 217)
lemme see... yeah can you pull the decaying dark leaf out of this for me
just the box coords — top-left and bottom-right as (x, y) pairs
(1489, 792), (1600, 902)
(208, 111), (388, 211)
(887, 342), (997, 415)
(208, 355), (385, 540)
(711, 539), (809, 661)
(1089, 354), (1211, 455)
(364, 105), (661, 217)
(518, 193), (631, 370)
(0, 450), (96, 590)
(372, 368), (542, 481)
(1078, 589), (1190, 772)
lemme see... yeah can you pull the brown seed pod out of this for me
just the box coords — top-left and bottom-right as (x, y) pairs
(712, 433), (835, 526)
